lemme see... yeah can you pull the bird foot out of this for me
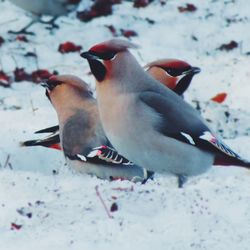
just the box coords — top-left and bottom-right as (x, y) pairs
(141, 170), (154, 184)
(40, 17), (59, 30)
(177, 175), (188, 188)
(8, 20), (36, 36)
(8, 28), (35, 36)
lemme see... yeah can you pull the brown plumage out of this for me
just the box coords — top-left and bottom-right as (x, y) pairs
(22, 74), (153, 182)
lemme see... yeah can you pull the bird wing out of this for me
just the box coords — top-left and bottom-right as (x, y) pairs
(139, 91), (246, 161)
(86, 145), (134, 165)
(65, 147), (154, 183)
(62, 109), (134, 166)
(66, 145), (134, 166)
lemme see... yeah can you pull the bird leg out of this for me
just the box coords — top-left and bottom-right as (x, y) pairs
(8, 16), (59, 35)
(177, 174), (187, 188)
(8, 20), (36, 35)
(39, 17), (59, 30)
(141, 170), (154, 184)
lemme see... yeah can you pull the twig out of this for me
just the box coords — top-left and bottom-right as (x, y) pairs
(34, 48), (39, 70)
(3, 154), (12, 169)
(8, 161), (13, 170)
(30, 99), (38, 114)
(11, 54), (18, 68)
(95, 185), (113, 219)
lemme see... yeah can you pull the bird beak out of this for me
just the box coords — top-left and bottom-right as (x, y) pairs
(41, 81), (49, 88)
(40, 78), (62, 102)
(41, 78), (63, 91)
(40, 81), (51, 101)
(80, 51), (100, 60)
(183, 67), (201, 75)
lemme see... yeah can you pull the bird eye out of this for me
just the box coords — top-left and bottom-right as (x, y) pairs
(166, 68), (173, 75)
(88, 51), (116, 60)
(42, 79), (63, 91)
(47, 80), (63, 90)
(164, 66), (192, 77)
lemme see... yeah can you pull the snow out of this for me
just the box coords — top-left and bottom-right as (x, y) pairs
(0, 0), (250, 249)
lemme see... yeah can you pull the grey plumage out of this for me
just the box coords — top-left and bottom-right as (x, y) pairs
(81, 39), (250, 184)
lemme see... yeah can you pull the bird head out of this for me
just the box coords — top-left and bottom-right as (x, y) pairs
(81, 39), (139, 82)
(41, 75), (93, 109)
(145, 59), (200, 95)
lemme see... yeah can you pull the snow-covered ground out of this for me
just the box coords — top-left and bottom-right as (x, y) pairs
(0, 0), (250, 249)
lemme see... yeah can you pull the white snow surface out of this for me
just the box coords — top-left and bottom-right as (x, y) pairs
(1, 0), (250, 249)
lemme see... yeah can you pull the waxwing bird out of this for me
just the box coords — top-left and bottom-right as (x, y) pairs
(8, 0), (81, 35)
(22, 74), (153, 183)
(146, 59), (200, 96)
(81, 38), (250, 187)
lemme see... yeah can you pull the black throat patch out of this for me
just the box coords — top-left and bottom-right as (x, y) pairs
(88, 59), (107, 82)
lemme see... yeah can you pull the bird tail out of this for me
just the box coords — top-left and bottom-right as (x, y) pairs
(20, 137), (61, 150)
(35, 125), (59, 134)
(214, 155), (250, 169)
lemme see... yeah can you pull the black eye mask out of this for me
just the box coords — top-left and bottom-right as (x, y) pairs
(43, 79), (63, 91)
(87, 59), (107, 82)
(164, 66), (192, 77)
(88, 50), (116, 60)
(45, 89), (51, 102)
